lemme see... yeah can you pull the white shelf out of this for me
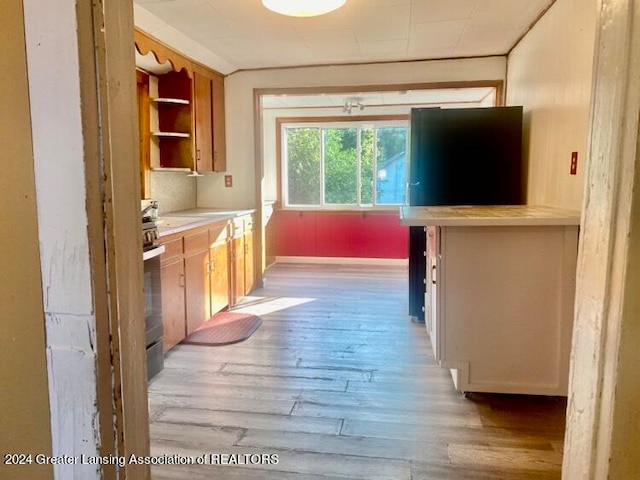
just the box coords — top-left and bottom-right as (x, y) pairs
(150, 167), (192, 172)
(151, 131), (190, 138)
(151, 97), (190, 105)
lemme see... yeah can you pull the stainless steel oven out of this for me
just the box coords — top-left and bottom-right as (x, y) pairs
(143, 244), (164, 381)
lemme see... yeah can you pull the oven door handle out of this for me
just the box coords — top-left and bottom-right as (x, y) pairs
(143, 244), (165, 261)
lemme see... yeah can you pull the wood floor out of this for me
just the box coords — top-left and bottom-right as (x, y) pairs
(148, 263), (567, 479)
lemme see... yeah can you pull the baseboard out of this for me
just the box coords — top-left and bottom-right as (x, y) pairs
(275, 256), (408, 266)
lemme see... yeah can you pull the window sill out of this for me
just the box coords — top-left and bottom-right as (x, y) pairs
(277, 206), (403, 214)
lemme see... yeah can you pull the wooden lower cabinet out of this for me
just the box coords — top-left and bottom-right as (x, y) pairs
(209, 223), (230, 315)
(230, 214), (255, 305)
(184, 230), (211, 334)
(160, 249), (186, 352)
(231, 234), (245, 306)
(160, 214), (255, 352)
(243, 229), (254, 295)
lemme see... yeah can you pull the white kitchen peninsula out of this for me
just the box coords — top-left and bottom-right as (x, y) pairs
(400, 205), (580, 396)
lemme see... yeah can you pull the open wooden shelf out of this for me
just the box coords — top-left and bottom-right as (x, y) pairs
(152, 97), (190, 105)
(152, 131), (190, 138)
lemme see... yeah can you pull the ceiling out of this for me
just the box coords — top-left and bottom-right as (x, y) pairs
(261, 87), (496, 110)
(134, 0), (554, 75)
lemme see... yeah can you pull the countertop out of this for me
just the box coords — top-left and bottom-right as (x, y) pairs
(399, 205), (581, 227)
(157, 208), (256, 237)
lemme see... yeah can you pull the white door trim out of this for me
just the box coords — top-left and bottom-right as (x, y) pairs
(563, 0), (640, 477)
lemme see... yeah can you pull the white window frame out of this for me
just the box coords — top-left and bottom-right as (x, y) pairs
(281, 119), (408, 210)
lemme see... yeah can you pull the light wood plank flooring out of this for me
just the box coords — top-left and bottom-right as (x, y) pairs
(148, 263), (566, 479)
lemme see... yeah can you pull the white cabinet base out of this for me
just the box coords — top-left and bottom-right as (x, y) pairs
(427, 225), (578, 396)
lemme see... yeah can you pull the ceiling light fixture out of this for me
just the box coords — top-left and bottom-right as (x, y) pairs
(343, 97), (364, 114)
(262, 0), (347, 17)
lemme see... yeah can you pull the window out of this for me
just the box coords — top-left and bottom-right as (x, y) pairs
(282, 121), (408, 208)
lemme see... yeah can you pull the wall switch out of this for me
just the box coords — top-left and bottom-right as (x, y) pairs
(570, 152), (578, 175)
(224, 175), (233, 187)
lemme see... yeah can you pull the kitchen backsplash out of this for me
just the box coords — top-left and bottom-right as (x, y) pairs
(149, 171), (196, 214)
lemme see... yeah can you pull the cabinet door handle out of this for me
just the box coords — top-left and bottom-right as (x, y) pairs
(179, 273), (185, 288)
(431, 265), (437, 285)
(210, 259), (215, 272)
(196, 149), (201, 163)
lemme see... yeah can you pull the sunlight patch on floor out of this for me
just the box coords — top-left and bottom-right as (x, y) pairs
(230, 296), (316, 316)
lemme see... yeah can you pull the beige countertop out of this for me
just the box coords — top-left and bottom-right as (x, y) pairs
(158, 208), (256, 237)
(399, 205), (581, 227)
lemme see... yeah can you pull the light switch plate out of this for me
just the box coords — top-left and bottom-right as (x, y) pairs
(570, 152), (578, 175)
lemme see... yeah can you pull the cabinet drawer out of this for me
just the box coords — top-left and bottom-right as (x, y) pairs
(243, 215), (253, 231)
(232, 214), (253, 236)
(209, 222), (229, 244)
(161, 237), (183, 263)
(184, 229), (210, 255)
(232, 217), (244, 238)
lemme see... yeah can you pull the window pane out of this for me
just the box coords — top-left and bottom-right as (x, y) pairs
(286, 128), (321, 205)
(360, 127), (374, 205)
(324, 128), (357, 204)
(376, 127), (407, 204)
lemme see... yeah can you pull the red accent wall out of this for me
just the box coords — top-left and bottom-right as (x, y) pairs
(272, 210), (408, 259)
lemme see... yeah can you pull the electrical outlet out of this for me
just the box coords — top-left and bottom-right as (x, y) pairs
(570, 152), (578, 175)
(224, 175), (233, 187)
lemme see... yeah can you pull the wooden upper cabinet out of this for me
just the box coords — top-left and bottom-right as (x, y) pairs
(192, 70), (226, 173)
(135, 29), (227, 178)
(155, 71), (194, 170)
(193, 71), (214, 172)
(136, 70), (151, 198)
(212, 75), (226, 172)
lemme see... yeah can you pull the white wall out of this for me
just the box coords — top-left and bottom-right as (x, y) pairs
(506, 0), (597, 211)
(23, 0), (101, 477)
(197, 57), (507, 208)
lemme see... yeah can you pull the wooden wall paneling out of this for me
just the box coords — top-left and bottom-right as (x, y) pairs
(301, 212), (318, 256)
(273, 211), (408, 259)
(362, 213), (410, 258)
(316, 212), (340, 256)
